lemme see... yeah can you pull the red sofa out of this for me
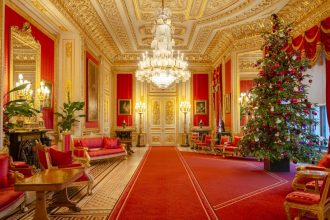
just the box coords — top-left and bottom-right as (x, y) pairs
(0, 154), (26, 219)
(72, 136), (127, 164)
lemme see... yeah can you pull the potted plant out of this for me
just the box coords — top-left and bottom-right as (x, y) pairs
(3, 83), (39, 132)
(54, 93), (85, 151)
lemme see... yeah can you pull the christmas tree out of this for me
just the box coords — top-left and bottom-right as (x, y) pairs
(239, 14), (321, 163)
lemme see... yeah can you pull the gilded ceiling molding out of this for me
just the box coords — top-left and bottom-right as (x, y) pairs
(96, 0), (134, 52)
(49, 0), (120, 61)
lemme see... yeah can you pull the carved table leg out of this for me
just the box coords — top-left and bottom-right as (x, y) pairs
(34, 191), (50, 220)
(50, 188), (81, 212)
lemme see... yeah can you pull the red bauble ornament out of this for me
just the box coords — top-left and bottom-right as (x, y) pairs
(291, 98), (298, 103)
(306, 103), (312, 108)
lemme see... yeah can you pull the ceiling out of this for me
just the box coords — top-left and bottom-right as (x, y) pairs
(12, 0), (330, 67)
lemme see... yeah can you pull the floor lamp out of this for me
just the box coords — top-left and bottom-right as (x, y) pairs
(135, 101), (146, 147)
(180, 101), (191, 147)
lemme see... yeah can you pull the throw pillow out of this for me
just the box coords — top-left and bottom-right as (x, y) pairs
(49, 148), (73, 166)
(104, 138), (118, 149)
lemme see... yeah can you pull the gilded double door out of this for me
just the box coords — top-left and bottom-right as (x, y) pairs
(148, 96), (176, 146)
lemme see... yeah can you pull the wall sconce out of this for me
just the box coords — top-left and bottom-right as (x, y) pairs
(37, 81), (50, 109)
(180, 101), (191, 147)
(135, 101), (146, 147)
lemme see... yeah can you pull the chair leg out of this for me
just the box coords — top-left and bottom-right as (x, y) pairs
(317, 211), (324, 220)
(284, 203), (292, 220)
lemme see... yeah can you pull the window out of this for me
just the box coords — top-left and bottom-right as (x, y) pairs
(311, 105), (329, 152)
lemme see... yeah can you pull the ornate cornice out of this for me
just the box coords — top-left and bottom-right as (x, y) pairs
(49, 0), (120, 61)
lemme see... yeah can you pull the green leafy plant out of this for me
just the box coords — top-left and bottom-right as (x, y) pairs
(3, 83), (39, 131)
(54, 93), (85, 132)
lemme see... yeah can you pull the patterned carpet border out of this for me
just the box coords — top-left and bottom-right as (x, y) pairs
(179, 153), (289, 211)
(176, 148), (219, 220)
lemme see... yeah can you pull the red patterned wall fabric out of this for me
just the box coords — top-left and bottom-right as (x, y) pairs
(193, 74), (209, 126)
(85, 52), (99, 128)
(4, 6), (55, 129)
(240, 80), (255, 93)
(117, 74), (133, 126)
(225, 60), (231, 129)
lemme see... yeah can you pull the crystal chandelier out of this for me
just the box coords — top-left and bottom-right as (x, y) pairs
(135, 1), (190, 89)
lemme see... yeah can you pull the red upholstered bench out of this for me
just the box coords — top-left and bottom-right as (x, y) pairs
(0, 154), (26, 219)
(72, 136), (127, 164)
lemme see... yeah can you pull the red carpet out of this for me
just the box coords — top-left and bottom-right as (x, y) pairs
(181, 152), (296, 220)
(109, 147), (218, 220)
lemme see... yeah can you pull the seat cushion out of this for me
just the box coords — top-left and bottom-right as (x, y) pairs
(103, 137), (119, 149)
(88, 148), (125, 158)
(49, 148), (73, 166)
(0, 155), (9, 188)
(285, 191), (320, 205)
(81, 137), (104, 149)
(0, 187), (24, 212)
(225, 146), (238, 152)
(12, 161), (29, 168)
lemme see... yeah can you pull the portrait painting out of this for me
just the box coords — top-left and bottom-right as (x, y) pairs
(118, 99), (131, 115)
(87, 59), (99, 121)
(194, 100), (207, 115)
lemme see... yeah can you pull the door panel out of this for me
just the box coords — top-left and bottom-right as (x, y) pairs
(148, 96), (176, 146)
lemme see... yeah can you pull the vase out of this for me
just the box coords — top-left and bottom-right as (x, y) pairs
(63, 131), (71, 152)
(264, 157), (290, 172)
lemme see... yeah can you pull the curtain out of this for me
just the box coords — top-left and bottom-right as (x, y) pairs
(212, 65), (222, 132)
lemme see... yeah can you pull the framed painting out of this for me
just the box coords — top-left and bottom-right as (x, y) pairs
(225, 93), (231, 113)
(118, 99), (131, 115)
(194, 100), (207, 115)
(87, 59), (99, 121)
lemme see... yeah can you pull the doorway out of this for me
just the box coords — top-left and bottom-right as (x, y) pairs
(148, 96), (177, 146)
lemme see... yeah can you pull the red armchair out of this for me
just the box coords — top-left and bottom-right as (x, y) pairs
(0, 154), (26, 219)
(220, 136), (242, 157)
(196, 134), (213, 151)
(36, 143), (94, 195)
(284, 174), (330, 220)
(214, 135), (231, 155)
(292, 154), (330, 191)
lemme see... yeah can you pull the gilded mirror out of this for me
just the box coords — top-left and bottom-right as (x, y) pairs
(10, 22), (41, 107)
(237, 51), (261, 131)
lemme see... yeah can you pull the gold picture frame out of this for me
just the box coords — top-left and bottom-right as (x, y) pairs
(87, 59), (99, 121)
(118, 99), (131, 115)
(225, 93), (231, 113)
(194, 100), (207, 115)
